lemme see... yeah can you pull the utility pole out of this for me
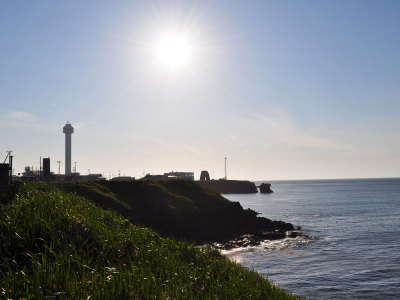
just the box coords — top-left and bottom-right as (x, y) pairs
(9, 153), (13, 183)
(73, 162), (77, 173)
(4, 151), (13, 183)
(56, 161), (61, 176)
(39, 156), (42, 179)
(224, 157), (227, 180)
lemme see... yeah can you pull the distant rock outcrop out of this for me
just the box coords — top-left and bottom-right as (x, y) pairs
(259, 183), (273, 193)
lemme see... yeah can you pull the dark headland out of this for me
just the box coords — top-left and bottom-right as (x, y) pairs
(197, 179), (274, 194)
(196, 170), (274, 194)
(58, 180), (295, 247)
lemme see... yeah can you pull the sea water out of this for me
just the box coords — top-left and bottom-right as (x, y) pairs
(223, 178), (400, 299)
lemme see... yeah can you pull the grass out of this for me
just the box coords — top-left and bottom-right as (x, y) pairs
(0, 182), (298, 299)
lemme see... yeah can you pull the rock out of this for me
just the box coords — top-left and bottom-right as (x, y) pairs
(260, 231), (286, 240)
(286, 231), (301, 238)
(259, 183), (273, 193)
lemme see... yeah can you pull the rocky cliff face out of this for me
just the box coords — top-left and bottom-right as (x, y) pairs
(58, 180), (294, 245)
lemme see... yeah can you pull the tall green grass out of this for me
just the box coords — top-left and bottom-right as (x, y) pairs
(0, 183), (298, 299)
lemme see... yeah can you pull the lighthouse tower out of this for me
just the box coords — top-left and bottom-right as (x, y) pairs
(63, 122), (74, 176)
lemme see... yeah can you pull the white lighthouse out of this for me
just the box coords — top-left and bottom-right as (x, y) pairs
(63, 122), (74, 176)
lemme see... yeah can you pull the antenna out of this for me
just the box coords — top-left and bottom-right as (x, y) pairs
(224, 157), (227, 180)
(56, 160), (61, 175)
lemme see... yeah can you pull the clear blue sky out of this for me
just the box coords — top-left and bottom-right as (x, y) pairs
(1, 0), (399, 180)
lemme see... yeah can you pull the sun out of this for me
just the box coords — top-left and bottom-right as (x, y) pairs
(155, 32), (192, 68)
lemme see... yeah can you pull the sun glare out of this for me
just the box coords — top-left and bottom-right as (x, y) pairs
(156, 33), (192, 68)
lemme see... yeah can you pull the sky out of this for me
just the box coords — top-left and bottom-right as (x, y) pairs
(1, 0), (399, 180)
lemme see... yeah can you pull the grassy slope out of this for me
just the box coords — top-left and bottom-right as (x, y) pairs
(57, 180), (293, 244)
(0, 183), (297, 299)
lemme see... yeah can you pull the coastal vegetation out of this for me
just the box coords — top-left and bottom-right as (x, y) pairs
(0, 182), (297, 299)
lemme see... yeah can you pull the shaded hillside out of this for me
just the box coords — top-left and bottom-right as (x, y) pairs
(0, 183), (297, 299)
(58, 180), (293, 244)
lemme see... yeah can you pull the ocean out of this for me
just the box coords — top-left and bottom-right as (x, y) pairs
(223, 178), (400, 299)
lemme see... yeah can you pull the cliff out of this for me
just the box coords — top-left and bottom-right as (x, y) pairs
(58, 180), (293, 244)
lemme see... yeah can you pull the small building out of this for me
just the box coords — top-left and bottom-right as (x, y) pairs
(68, 173), (105, 181)
(110, 176), (135, 181)
(141, 171), (194, 181)
(22, 166), (39, 181)
(0, 163), (10, 189)
(163, 171), (194, 180)
(43, 158), (51, 177)
(142, 174), (165, 180)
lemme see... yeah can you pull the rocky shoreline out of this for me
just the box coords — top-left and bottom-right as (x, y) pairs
(216, 229), (310, 250)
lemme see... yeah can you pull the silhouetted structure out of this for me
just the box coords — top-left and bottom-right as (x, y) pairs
(110, 176), (135, 181)
(43, 157), (50, 177)
(142, 174), (165, 180)
(200, 170), (210, 181)
(63, 122), (74, 176)
(142, 171), (194, 180)
(224, 157), (227, 179)
(0, 163), (10, 189)
(164, 171), (194, 180)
